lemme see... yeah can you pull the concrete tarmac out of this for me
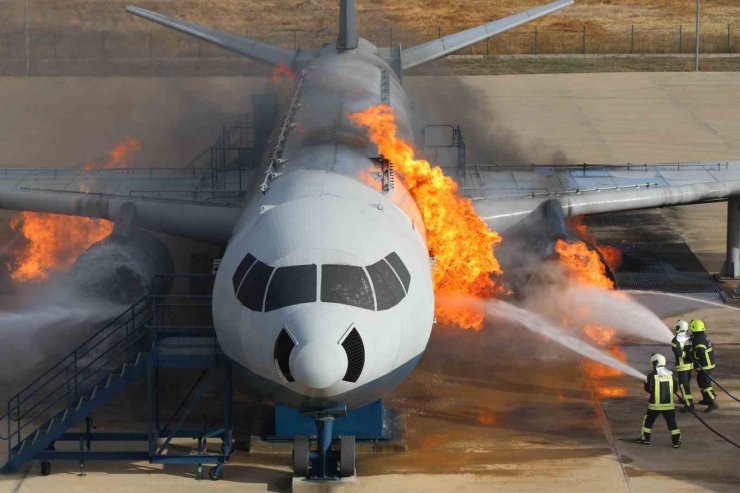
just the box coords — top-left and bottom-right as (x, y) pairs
(0, 72), (739, 492)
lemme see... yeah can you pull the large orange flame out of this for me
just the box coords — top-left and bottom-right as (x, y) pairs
(568, 216), (622, 270)
(9, 214), (113, 282)
(8, 138), (141, 282)
(349, 104), (503, 330)
(581, 324), (628, 398)
(555, 239), (615, 290)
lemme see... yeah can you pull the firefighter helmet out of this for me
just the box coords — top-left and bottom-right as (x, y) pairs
(675, 319), (689, 334)
(689, 319), (705, 333)
(650, 353), (667, 368)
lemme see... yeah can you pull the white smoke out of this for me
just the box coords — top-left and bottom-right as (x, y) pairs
(523, 283), (674, 344)
(0, 283), (124, 401)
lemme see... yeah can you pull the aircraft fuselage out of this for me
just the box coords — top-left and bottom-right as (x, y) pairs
(212, 39), (435, 411)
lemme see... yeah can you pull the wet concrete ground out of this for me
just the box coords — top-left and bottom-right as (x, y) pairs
(0, 73), (739, 492)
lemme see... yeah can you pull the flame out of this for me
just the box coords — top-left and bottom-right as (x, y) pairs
(84, 137), (141, 170)
(9, 213), (113, 282)
(568, 216), (622, 270)
(581, 324), (628, 398)
(582, 325), (616, 346)
(584, 348), (627, 379)
(595, 386), (627, 398)
(555, 239), (615, 290)
(8, 138), (140, 282)
(349, 104), (503, 330)
(271, 64), (296, 85)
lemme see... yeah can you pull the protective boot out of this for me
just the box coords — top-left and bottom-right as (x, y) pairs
(704, 401), (719, 413)
(671, 430), (681, 448)
(679, 402), (695, 413)
(635, 431), (651, 445)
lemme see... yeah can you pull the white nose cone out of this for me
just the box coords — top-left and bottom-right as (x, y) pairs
(290, 343), (348, 390)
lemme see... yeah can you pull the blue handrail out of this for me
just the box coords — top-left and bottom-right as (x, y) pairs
(1, 289), (217, 468)
(0, 297), (151, 449)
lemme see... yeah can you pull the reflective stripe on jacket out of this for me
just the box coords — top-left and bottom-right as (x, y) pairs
(671, 336), (693, 372)
(644, 370), (675, 411)
(693, 342), (715, 370)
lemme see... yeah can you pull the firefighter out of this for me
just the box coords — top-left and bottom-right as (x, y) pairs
(636, 353), (681, 448)
(690, 319), (719, 412)
(671, 319), (694, 412)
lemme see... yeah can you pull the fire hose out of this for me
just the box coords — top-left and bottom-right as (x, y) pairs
(696, 366), (740, 403)
(684, 405), (740, 448)
(673, 368), (740, 448)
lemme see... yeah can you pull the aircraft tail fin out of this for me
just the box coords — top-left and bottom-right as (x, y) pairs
(126, 6), (297, 66)
(401, 0), (573, 70)
(338, 0), (359, 50)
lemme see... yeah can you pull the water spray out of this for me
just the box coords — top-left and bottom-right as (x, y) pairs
(482, 298), (647, 380)
(624, 290), (740, 312)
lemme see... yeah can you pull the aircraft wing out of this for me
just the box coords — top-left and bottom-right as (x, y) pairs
(466, 160), (740, 231)
(0, 166), (245, 243)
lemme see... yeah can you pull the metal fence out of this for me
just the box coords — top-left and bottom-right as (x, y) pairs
(0, 25), (737, 61)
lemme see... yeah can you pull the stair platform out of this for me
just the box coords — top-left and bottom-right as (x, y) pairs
(1, 285), (234, 480)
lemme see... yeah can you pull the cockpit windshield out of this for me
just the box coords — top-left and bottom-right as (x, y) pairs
(232, 252), (411, 312)
(366, 258), (405, 310)
(320, 265), (375, 310)
(265, 265), (317, 311)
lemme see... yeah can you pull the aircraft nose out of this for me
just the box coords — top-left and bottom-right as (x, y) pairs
(290, 342), (348, 389)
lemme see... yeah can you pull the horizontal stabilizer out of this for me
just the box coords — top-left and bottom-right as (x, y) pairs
(126, 6), (296, 66)
(402, 0), (573, 70)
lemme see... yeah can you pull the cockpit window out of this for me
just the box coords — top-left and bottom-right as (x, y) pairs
(233, 251), (411, 312)
(265, 265), (317, 312)
(384, 252), (411, 292)
(320, 265), (375, 310)
(232, 253), (256, 292)
(236, 259), (274, 311)
(366, 258), (405, 310)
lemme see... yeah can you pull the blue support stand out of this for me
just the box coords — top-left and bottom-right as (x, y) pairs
(315, 417), (334, 479)
(274, 400), (385, 440)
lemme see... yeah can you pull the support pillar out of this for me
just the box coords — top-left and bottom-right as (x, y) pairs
(316, 416), (334, 479)
(720, 198), (740, 279)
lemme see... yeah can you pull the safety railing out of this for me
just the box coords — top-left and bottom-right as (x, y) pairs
(0, 297), (152, 457)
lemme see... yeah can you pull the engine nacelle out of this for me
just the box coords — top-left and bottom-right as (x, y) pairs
(496, 199), (616, 294)
(67, 229), (174, 305)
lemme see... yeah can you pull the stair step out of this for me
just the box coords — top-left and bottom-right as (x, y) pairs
(105, 373), (120, 388)
(119, 363), (129, 378)
(75, 396), (88, 412)
(134, 352), (147, 366)
(90, 385), (100, 400)
(45, 418), (56, 434)
(32, 431), (45, 445)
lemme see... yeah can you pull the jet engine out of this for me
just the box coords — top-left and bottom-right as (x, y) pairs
(67, 229), (174, 305)
(496, 199), (616, 294)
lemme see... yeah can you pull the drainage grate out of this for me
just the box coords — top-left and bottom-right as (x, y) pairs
(587, 211), (722, 295)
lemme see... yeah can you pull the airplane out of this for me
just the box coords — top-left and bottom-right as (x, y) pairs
(1, 0), (739, 481)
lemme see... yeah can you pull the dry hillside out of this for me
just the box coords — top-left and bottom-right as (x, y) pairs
(1, 1), (738, 43)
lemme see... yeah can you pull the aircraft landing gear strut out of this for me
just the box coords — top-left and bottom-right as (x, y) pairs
(292, 407), (356, 480)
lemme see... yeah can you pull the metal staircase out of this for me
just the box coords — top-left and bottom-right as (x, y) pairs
(2, 298), (151, 472)
(1, 285), (233, 479)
